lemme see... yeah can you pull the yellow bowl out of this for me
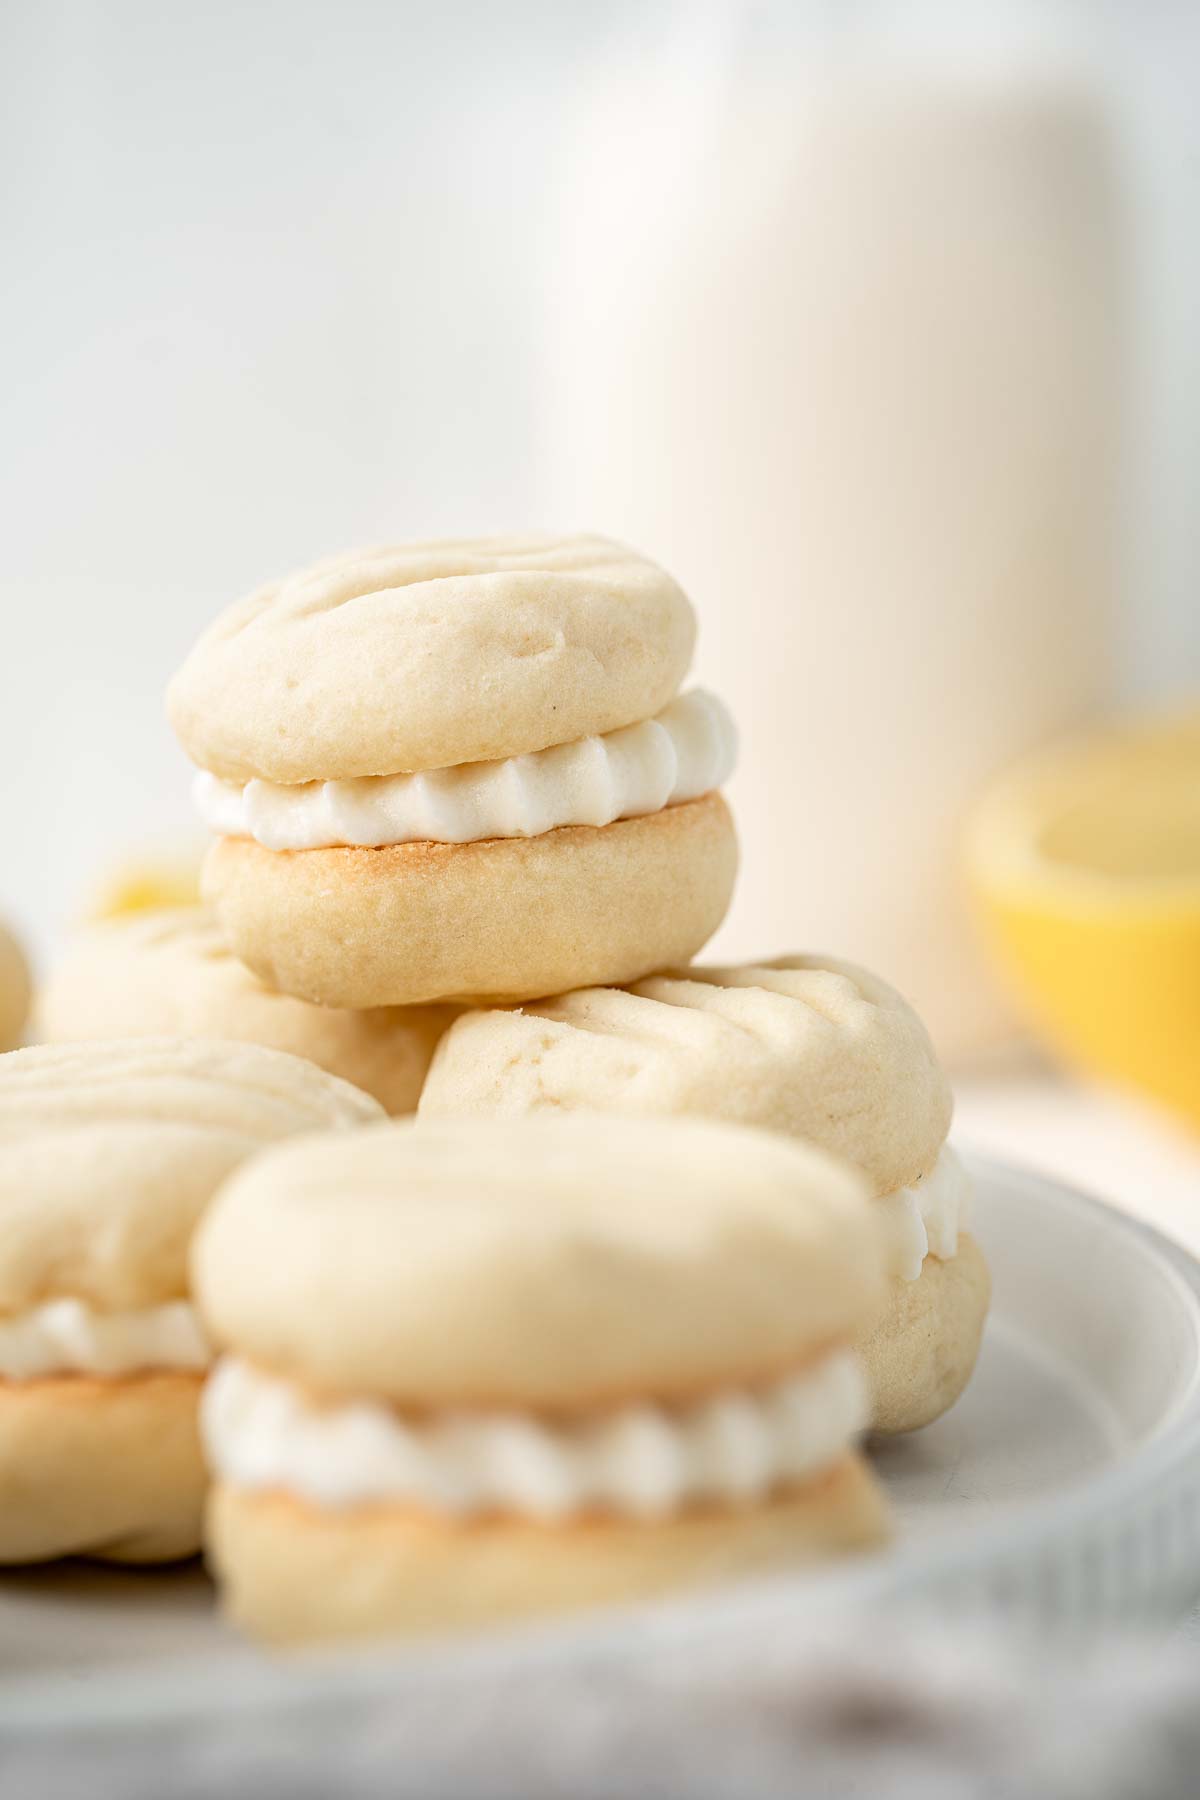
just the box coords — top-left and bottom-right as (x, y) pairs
(966, 709), (1200, 1127)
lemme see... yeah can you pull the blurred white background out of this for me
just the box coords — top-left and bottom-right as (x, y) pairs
(2, 0), (595, 954)
(3, 1), (1199, 1006)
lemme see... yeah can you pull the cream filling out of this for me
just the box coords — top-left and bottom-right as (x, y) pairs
(201, 1348), (867, 1523)
(193, 688), (737, 851)
(877, 1145), (972, 1284)
(0, 1299), (210, 1379)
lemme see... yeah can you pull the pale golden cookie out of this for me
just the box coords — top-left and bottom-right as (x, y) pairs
(196, 1112), (890, 1642)
(420, 955), (988, 1434)
(858, 1234), (992, 1435)
(0, 1037), (381, 1311)
(0, 1037), (382, 1563)
(168, 534), (695, 784)
(202, 795), (737, 1010)
(38, 908), (453, 1115)
(421, 953), (951, 1195)
(195, 1113), (883, 1406)
(171, 534), (733, 1010)
(207, 1456), (888, 1646)
(0, 1373), (204, 1563)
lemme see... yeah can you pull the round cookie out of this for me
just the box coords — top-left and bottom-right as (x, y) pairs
(0, 1374), (206, 1564)
(0, 1038), (382, 1564)
(198, 1113), (884, 1405)
(856, 1234), (991, 1434)
(38, 907), (453, 1115)
(421, 954), (951, 1193)
(202, 793), (737, 1010)
(195, 1114), (891, 1644)
(208, 1459), (888, 1647)
(0, 918), (31, 1052)
(420, 956), (988, 1434)
(167, 534), (696, 784)
(170, 535), (737, 1009)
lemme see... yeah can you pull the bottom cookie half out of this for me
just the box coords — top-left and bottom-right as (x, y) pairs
(0, 1371), (206, 1563)
(857, 1233), (992, 1435)
(207, 1452), (890, 1645)
(202, 792), (738, 1008)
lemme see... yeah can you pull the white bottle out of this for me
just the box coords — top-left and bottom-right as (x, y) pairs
(539, 22), (1118, 1058)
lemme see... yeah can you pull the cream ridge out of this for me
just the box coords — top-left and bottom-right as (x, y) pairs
(201, 1348), (869, 1524)
(0, 1298), (210, 1380)
(877, 1145), (973, 1284)
(193, 689), (736, 852)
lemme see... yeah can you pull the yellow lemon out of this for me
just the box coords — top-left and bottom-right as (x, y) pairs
(0, 918), (31, 1052)
(89, 851), (204, 922)
(966, 708), (1200, 1128)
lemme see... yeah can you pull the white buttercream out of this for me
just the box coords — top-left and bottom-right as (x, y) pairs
(0, 1298), (210, 1379)
(193, 688), (737, 851)
(877, 1145), (972, 1284)
(202, 1348), (867, 1523)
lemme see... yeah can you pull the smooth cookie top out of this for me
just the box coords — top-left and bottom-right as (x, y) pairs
(193, 1113), (883, 1409)
(420, 954), (953, 1197)
(167, 534), (696, 784)
(0, 1038), (382, 1311)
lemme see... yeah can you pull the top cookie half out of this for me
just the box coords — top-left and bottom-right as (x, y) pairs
(167, 534), (696, 784)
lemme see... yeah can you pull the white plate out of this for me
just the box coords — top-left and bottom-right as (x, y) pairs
(3, 1154), (1200, 1722)
(849, 1152), (1200, 1623)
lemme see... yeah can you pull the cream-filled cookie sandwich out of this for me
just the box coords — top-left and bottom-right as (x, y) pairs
(195, 1114), (890, 1645)
(0, 918), (31, 1052)
(0, 1038), (381, 1564)
(421, 955), (990, 1435)
(38, 907), (454, 1116)
(168, 535), (738, 1008)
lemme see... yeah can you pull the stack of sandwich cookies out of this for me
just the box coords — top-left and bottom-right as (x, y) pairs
(168, 535), (738, 1008)
(38, 907), (455, 1115)
(0, 919), (30, 1052)
(195, 1114), (891, 1644)
(0, 1038), (381, 1563)
(421, 954), (991, 1434)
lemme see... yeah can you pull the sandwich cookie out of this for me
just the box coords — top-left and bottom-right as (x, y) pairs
(168, 535), (738, 1007)
(421, 955), (991, 1434)
(0, 918), (31, 1051)
(195, 1114), (890, 1644)
(38, 907), (454, 1116)
(0, 1038), (381, 1563)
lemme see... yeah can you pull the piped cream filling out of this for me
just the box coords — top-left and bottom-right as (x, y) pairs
(877, 1145), (972, 1284)
(0, 1299), (210, 1380)
(193, 688), (737, 851)
(201, 1348), (868, 1523)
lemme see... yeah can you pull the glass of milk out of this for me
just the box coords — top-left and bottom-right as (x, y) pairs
(538, 7), (1119, 1058)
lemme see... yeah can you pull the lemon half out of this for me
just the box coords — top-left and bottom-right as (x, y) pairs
(88, 851), (204, 923)
(967, 710), (1200, 1128)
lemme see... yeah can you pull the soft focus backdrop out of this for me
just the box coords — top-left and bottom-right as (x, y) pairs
(3, 0), (1199, 1061)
